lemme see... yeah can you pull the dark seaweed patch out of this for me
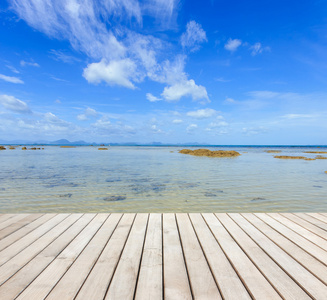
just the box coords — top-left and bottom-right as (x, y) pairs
(204, 192), (217, 197)
(59, 193), (72, 198)
(251, 197), (267, 201)
(313, 185), (323, 188)
(104, 195), (127, 201)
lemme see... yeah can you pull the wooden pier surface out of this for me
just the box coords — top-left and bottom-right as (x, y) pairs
(0, 213), (326, 299)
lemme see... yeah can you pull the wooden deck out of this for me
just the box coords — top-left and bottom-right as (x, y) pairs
(0, 213), (326, 299)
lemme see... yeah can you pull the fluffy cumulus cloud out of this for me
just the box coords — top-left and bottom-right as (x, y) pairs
(146, 93), (162, 102)
(224, 38), (242, 52)
(0, 94), (31, 113)
(250, 42), (270, 56)
(83, 58), (139, 89)
(161, 80), (209, 102)
(181, 20), (207, 52)
(186, 123), (198, 133)
(77, 107), (98, 121)
(0, 74), (24, 84)
(186, 108), (217, 119)
(10, 0), (209, 103)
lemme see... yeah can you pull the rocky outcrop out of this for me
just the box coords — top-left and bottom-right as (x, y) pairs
(179, 148), (241, 157)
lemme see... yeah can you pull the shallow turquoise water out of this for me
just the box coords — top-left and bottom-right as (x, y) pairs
(0, 146), (326, 212)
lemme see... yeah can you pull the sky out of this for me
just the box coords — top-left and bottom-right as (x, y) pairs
(0, 0), (327, 144)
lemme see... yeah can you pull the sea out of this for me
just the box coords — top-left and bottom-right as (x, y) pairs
(0, 145), (326, 213)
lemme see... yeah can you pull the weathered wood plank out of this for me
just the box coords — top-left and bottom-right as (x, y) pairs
(0, 214), (30, 232)
(306, 213), (327, 224)
(0, 214), (95, 300)
(295, 213), (327, 231)
(176, 213), (221, 300)
(135, 213), (163, 300)
(0, 214), (42, 240)
(75, 214), (135, 300)
(206, 213), (282, 299)
(0, 214), (83, 286)
(105, 213), (148, 300)
(46, 214), (122, 300)
(0, 214), (16, 225)
(268, 213), (327, 250)
(282, 213), (327, 241)
(232, 213), (327, 299)
(0, 214), (56, 252)
(220, 213), (310, 299)
(255, 213), (327, 265)
(0, 214), (67, 267)
(163, 213), (192, 300)
(16, 214), (109, 300)
(189, 213), (251, 299)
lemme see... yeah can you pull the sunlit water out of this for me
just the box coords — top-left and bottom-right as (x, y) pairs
(0, 146), (326, 213)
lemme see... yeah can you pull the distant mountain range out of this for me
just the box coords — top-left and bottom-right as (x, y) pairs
(0, 138), (206, 146)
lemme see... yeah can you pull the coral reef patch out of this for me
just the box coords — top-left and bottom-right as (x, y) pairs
(179, 148), (241, 157)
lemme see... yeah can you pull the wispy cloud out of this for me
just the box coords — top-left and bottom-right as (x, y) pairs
(146, 93), (162, 102)
(20, 60), (40, 67)
(0, 94), (31, 113)
(6, 65), (20, 74)
(0, 74), (24, 84)
(186, 108), (218, 119)
(49, 49), (81, 64)
(10, 0), (208, 103)
(181, 20), (207, 52)
(224, 38), (242, 52)
(250, 42), (270, 56)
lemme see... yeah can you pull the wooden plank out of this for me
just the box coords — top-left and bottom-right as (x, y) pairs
(204, 213), (282, 299)
(0, 214), (67, 266)
(255, 213), (327, 265)
(231, 213), (327, 299)
(105, 214), (149, 300)
(218, 214), (310, 299)
(0, 214), (30, 232)
(75, 214), (136, 300)
(0, 214), (16, 225)
(306, 213), (327, 224)
(0, 214), (95, 300)
(282, 213), (327, 240)
(241, 213), (327, 285)
(189, 214), (251, 299)
(16, 214), (109, 300)
(162, 213), (192, 300)
(46, 214), (122, 300)
(268, 213), (327, 250)
(0, 214), (56, 252)
(176, 213), (221, 299)
(0, 214), (42, 240)
(295, 213), (327, 231)
(135, 213), (163, 300)
(0, 214), (83, 286)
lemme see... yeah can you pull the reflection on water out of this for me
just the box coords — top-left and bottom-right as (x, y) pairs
(0, 146), (327, 213)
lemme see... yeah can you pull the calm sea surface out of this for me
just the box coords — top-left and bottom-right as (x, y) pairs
(0, 146), (326, 213)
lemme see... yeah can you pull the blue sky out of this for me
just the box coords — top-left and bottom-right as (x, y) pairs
(0, 0), (327, 144)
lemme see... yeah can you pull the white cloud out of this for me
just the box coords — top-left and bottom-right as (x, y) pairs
(181, 20), (207, 52)
(6, 65), (20, 74)
(250, 42), (270, 56)
(20, 60), (40, 67)
(0, 94), (31, 113)
(186, 123), (198, 133)
(224, 38), (242, 52)
(0, 74), (24, 84)
(172, 119), (183, 124)
(146, 93), (162, 102)
(49, 49), (81, 64)
(77, 107), (98, 121)
(83, 58), (138, 89)
(242, 126), (267, 136)
(91, 116), (136, 136)
(161, 79), (209, 102)
(282, 114), (314, 119)
(186, 108), (217, 119)
(225, 97), (236, 103)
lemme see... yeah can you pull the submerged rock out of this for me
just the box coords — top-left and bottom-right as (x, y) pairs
(315, 155), (327, 159)
(98, 148), (108, 150)
(0, 146), (6, 150)
(274, 155), (313, 160)
(304, 151), (327, 154)
(9, 146), (15, 150)
(179, 148), (241, 157)
(325, 171), (327, 174)
(104, 195), (126, 201)
(265, 150), (281, 153)
(60, 146), (76, 148)
(22, 147), (27, 150)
